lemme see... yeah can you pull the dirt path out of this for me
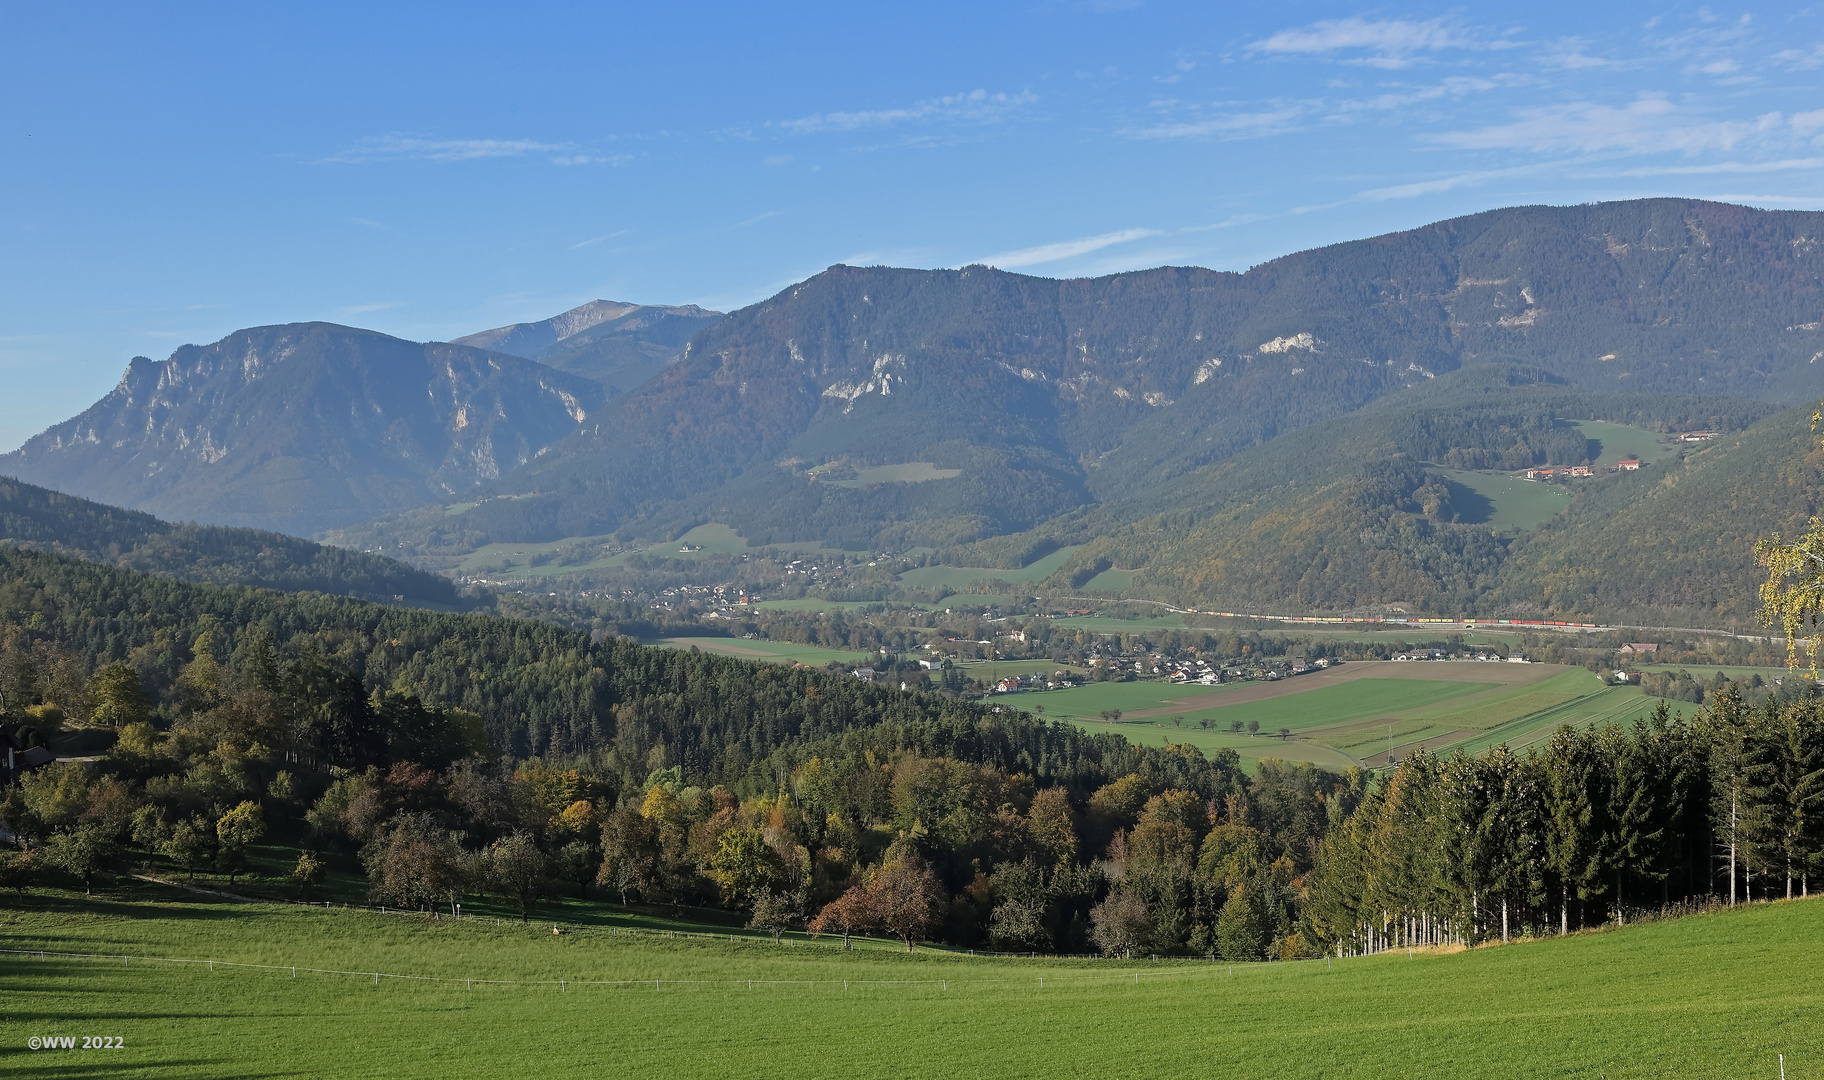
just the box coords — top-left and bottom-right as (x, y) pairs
(1124, 661), (1567, 718)
(132, 874), (279, 904)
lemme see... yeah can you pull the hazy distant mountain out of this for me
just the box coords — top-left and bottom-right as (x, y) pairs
(348, 199), (1824, 559)
(452, 300), (723, 394)
(0, 323), (602, 536)
(0, 474), (462, 606)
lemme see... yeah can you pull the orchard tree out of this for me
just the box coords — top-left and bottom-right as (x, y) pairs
(809, 886), (878, 950)
(489, 832), (548, 923)
(215, 801), (266, 886)
(866, 848), (945, 952)
(45, 824), (119, 896)
(748, 887), (805, 944)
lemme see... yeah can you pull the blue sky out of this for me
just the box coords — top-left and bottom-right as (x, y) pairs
(4, 1), (1824, 451)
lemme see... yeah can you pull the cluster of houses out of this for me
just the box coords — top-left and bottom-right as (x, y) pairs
(1522, 465), (1596, 480)
(992, 671), (1081, 693)
(1521, 459), (1646, 480)
(1394, 650), (1531, 662)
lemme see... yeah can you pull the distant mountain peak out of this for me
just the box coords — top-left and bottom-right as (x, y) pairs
(0, 322), (602, 536)
(451, 299), (724, 360)
(451, 299), (725, 394)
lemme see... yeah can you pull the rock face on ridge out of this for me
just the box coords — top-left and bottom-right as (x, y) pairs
(0, 322), (601, 536)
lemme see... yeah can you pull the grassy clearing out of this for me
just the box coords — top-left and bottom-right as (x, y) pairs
(3, 888), (1820, 1078)
(896, 547), (1080, 596)
(1080, 568), (1136, 593)
(821, 461), (963, 487)
(1438, 469), (1573, 530)
(1578, 420), (1671, 468)
(656, 637), (872, 667)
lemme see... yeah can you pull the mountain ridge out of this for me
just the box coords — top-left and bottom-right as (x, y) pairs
(0, 322), (603, 536)
(342, 198), (1824, 560)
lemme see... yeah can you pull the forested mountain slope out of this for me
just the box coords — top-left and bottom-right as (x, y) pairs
(0, 544), (1222, 794)
(0, 475), (459, 606)
(346, 199), (1824, 557)
(1006, 396), (1814, 625)
(453, 299), (723, 394)
(0, 323), (603, 536)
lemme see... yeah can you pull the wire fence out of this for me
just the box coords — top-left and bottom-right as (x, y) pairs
(131, 874), (1231, 960)
(0, 946), (1318, 993)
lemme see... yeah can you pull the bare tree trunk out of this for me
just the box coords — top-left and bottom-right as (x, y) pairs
(1729, 792), (1738, 907)
(1502, 895), (1509, 943)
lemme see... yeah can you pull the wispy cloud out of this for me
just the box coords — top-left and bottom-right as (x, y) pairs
(571, 230), (627, 250)
(976, 228), (1163, 269)
(1434, 96), (1777, 155)
(731, 211), (784, 230)
(1334, 76), (1505, 113)
(322, 136), (569, 164)
(1356, 165), (1553, 201)
(1772, 44), (1824, 70)
(775, 89), (1036, 135)
(1128, 106), (1305, 141)
(1596, 156), (1824, 177)
(1246, 17), (1507, 69)
(337, 302), (398, 316)
(551, 154), (630, 167)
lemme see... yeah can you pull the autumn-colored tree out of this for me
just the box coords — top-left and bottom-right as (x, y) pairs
(214, 801), (267, 885)
(865, 848), (945, 952)
(290, 851), (325, 899)
(363, 812), (462, 910)
(808, 885), (879, 950)
(1027, 787), (1078, 865)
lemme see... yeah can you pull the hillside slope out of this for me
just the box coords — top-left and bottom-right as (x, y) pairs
(0, 475), (460, 605)
(1012, 393), (1813, 625)
(0, 323), (603, 536)
(350, 199), (1824, 557)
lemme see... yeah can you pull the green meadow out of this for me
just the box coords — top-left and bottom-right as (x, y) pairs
(1439, 469), (1572, 530)
(2, 890), (1820, 1078)
(1577, 420), (1672, 469)
(1041, 665), (1679, 771)
(657, 637), (872, 667)
(896, 546), (1080, 596)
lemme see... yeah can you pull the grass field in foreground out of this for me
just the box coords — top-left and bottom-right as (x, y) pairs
(2, 890), (1820, 1078)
